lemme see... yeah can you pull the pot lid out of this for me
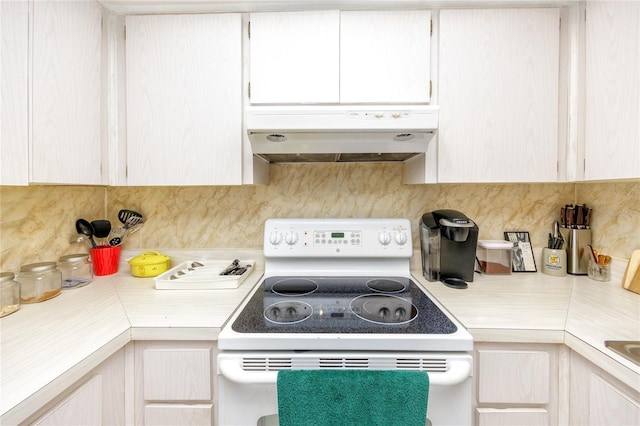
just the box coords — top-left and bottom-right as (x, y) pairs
(128, 250), (171, 266)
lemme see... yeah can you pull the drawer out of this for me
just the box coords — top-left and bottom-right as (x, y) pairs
(143, 348), (212, 401)
(477, 408), (549, 426)
(477, 349), (550, 404)
(145, 403), (213, 425)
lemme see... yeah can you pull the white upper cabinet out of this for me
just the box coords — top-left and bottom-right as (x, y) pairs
(31, 1), (103, 185)
(125, 13), (243, 186)
(1, 0), (102, 186)
(584, 1), (640, 180)
(437, 8), (560, 183)
(249, 11), (340, 104)
(0, 0), (29, 185)
(249, 10), (431, 104)
(339, 11), (431, 104)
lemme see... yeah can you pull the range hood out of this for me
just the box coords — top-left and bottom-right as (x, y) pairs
(246, 105), (439, 163)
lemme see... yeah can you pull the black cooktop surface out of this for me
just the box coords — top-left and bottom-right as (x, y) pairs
(231, 276), (458, 334)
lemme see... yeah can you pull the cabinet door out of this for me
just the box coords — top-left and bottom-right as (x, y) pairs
(33, 376), (103, 426)
(438, 9), (560, 183)
(125, 14), (242, 186)
(584, 1), (640, 180)
(340, 11), (431, 103)
(134, 341), (215, 426)
(0, 1), (29, 185)
(249, 11), (340, 104)
(31, 0), (103, 185)
(589, 375), (640, 426)
(569, 350), (640, 426)
(28, 346), (126, 425)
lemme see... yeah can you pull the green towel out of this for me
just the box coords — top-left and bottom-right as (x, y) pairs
(277, 369), (429, 426)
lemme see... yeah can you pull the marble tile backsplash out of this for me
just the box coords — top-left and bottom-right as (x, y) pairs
(1, 163), (638, 272)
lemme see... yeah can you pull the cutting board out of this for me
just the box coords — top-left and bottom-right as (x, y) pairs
(622, 250), (640, 294)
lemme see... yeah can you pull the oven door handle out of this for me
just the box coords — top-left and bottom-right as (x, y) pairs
(218, 358), (471, 386)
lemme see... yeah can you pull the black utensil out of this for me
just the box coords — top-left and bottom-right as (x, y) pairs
(75, 219), (97, 248)
(118, 209), (143, 225)
(109, 216), (144, 246)
(91, 220), (111, 247)
(220, 259), (240, 275)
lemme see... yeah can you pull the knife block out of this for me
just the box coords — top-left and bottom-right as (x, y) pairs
(622, 250), (640, 294)
(560, 228), (591, 275)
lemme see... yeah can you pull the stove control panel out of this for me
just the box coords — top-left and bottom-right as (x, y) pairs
(264, 218), (412, 258)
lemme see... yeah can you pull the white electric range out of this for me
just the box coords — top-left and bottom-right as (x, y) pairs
(217, 218), (473, 426)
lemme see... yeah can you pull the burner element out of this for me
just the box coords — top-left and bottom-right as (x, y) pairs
(350, 294), (417, 325)
(366, 278), (407, 293)
(271, 278), (318, 296)
(264, 301), (312, 324)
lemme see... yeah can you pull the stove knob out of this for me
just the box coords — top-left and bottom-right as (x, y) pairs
(378, 231), (391, 246)
(269, 231), (283, 246)
(271, 306), (281, 319)
(395, 307), (407, 321)
(394, 231), (408, 245)
(286, 306), (297, 318)
(284, 231), (299, 246)
(378, 307), (390, 320)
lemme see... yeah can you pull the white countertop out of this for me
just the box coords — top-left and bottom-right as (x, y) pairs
(1, 249), (639, 423)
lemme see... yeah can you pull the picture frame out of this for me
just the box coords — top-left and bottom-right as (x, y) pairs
(504, 231), (537, 272)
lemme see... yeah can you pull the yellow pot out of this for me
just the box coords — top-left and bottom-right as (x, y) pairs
(128, 250), (171, 277)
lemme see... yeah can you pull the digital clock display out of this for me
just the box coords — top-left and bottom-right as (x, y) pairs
(331, 232), (345, 238)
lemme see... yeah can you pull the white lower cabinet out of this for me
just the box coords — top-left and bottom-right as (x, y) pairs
(474, 343), (559, 426)
(134, 341), (216, 426)
(27, 347), (126, 425)
(569, 350), (640, 426)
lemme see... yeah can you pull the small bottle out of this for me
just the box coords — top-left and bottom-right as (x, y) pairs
(0, 272), (21, 317)
(58, 253), (93, 289)
(16, 262), (62, 303)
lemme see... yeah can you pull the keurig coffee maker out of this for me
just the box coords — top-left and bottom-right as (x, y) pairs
(420, 209), (479, 288)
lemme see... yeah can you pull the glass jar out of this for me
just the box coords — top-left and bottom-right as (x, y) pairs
(58, 253), (93, 289)
(17, 262), (62, 303)
(587, 259), (611, 282)
(0, 272), (21, 317)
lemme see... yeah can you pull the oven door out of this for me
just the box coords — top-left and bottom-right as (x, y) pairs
(218, 351), (472, 426)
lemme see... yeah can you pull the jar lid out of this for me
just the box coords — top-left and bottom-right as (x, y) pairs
(128, 250), (171, 267)
(1, 272), (16, 282)
(59, 253), (90, 263)
(20, 262), (57, 272)
(477, 240), (515, 249)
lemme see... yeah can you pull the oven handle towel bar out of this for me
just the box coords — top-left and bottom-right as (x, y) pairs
(218, 358), (471, 386)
